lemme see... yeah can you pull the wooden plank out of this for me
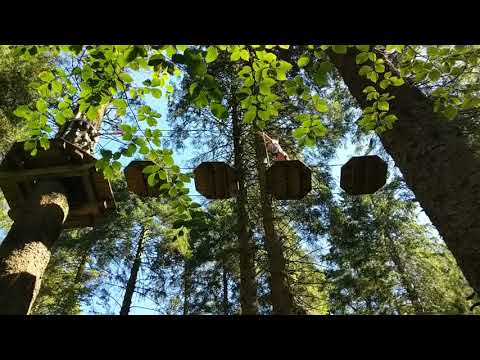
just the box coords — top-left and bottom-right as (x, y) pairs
(0, 163), (95, 181)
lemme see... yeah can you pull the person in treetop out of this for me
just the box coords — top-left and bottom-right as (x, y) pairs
(260, 132), (290, 161)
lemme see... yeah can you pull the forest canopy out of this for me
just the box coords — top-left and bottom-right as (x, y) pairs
(0, 45), (480, 315)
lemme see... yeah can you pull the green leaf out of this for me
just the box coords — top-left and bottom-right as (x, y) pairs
(205, 46), (218, 63)
(176, 45), (188, 52)
(386, 45), (404, 52)
(293, 127), (309, 139)
(163, 153), (174, 167)
(377, 101), (389, 111)
(230, 51), (241, 62)
(384, 114), (398, 123)
(356, 45), (370, 52)
(143, 164), (161, 174)
(240, 49), (250, 61)
(39, 137), (50, 150)
(443, 105), (457, 120)
(189, 61), (207, 79)
(312, 95), (328, 113)
(367, 71), (378, 83)
(428, 69), (441, 82)
(103, 166), (114, 180)
(168, 186), (177, 197)
(390, 77), (405, 86)
(119, 72), (133, 83)
(297, 56), (310, 68)
(427, 46), (438, 57)
(160, 183), (170, 193)
(356, 52), (369, 65)
(147, 116), (157, 127)
(151, 88), (162, 98)
(244, 108), (256, 123)
(158, 170), (168, 180)
(332, 45), (348, 54)
(147, 173), (157, 187)
(39, 71), (55, 82)
(375, 64), (385, 73)
(54, 111), (66, 125)
(51, 80), (62, 94)
(112, 161), (122, 172)
(275, 60), (293, 81)
(359, 65), (372, 76)
(139, 145), (149, 155)
(36, 99), (47, 113)
(113, 98), (127, 109)
(379, 79), (391, 89)
(259, 78), (276, 94)
(258, 110), (270, 122)
(211, 103), (228, 119)
(362, 86), (376, 93)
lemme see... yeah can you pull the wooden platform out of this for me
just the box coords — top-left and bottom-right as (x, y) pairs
(266, 160), (312, 200)
(0, 139), (115, 229)
(340, 155), (388, 195)
(194, 162), (238, 199)
(124, 160), (161, 197)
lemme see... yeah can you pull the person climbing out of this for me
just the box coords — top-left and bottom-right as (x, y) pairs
(259, 132), (290, 161)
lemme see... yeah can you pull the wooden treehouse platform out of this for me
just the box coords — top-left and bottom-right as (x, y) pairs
(266, 160), (312, 200)
(194, 162), (238, 199)
(0, 139), (115, 229)
(124, 160), (161, 197)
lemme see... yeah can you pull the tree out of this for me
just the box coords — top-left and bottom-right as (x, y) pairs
(327, 46), (480, 295)
(5, 44), (480, 315)
(327, 178), (477, 314)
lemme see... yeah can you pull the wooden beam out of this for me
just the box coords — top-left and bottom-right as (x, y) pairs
(0, 163), (95, 181)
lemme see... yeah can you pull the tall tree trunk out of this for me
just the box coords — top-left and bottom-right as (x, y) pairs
(120, 226), (146, 315)
(74, 247), (91, 284)
(232, 96), (258, 314)
(383, 232), (423, 313)
(254, 132), (294, 314)
(0, 181), (69, 314)
(222, 260), (229, 315)
(328, 48), (480, 294)
(183, 259), (192, 315)
(0, 105), (107, 314)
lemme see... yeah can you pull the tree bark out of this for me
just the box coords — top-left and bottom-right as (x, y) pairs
(183, 259), (192, 315)
(384, 232), (423, 313)
(120, 226), (146, 315)
(254, 133), (294, 314)
(328, 48), (480, 294)
(0, 180), (69, 314)
(222, 261), (229, 315)
(74, 246), (91, 284)
(0, 103), (108, 314)
(232, 96), (259, 315)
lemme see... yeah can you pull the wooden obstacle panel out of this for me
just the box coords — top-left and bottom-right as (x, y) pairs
(0, 139), (115, 229)
(340, 155), (388, 195)
(194, 162), (238, 199)
(124, 160), (161, 197)
(266, 160), (312, 200)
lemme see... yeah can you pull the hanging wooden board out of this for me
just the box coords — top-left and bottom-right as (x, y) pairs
(124, 160), (161, 198)
(194, 162), (238, 199)
(0, 139), (115, 229)
(266, 160), (312, 200)
(340, 155), (388, 195)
